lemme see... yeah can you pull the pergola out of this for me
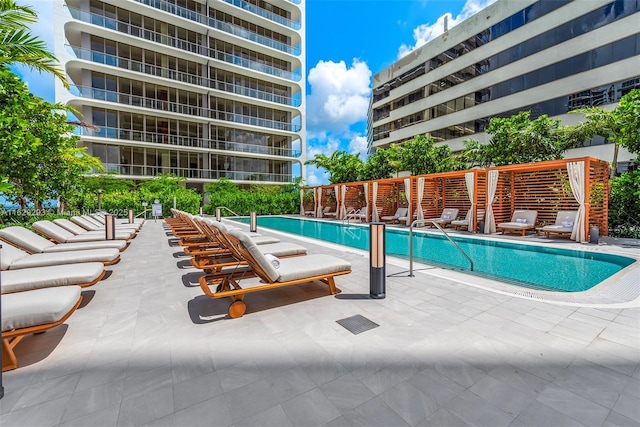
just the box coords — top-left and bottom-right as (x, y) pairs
(301, 157), (608, 242)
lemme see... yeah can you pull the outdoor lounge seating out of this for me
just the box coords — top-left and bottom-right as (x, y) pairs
(2, 286), (83, 371)
(497, 210), (539, 236)
(71, 215), (141, 233)
(1, 262), (106, 293)
(53, 218), (135, 240)
(0, 226), (128, 252)
(451, 208), (486, 231)
(381, 208), (408, 224)
(426, 208), (459, 228)
(190, 218), (306, 271)
(198, 228), (351, 318)
(1, 243), (120, 269)
(540, 211), (578, 238)
(32, 220), (130, 244)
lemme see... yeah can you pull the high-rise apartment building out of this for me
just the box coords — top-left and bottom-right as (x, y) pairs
(54, 0), (305, 190)
(369, 0), (639, 171)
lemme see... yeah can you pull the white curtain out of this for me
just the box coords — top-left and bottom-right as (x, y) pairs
(364, 182), (369, 221)
(567, 161), (586, 242)
(313, 188), (318, 216)
(484, 170), (499, 234)
(299, 189), (305, 216)
(464, 172), (475, 232)
(417, 177), (425, 221)
(404, 178), (411, 226)
(316, 187), (323, 217)
(340, 185), (347, 219)
(334, 185), (339, 216)
(372, 181), (380, 222)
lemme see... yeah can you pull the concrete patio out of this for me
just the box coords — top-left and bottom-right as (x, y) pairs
(1, 218), (638, 427)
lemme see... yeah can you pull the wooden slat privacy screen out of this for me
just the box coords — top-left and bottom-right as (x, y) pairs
(302, 157), (608, 238)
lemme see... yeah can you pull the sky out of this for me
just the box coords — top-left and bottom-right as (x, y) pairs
(16, 0), (497, 186)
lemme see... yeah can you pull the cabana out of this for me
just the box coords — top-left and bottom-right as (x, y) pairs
(484, 157), (608, 242)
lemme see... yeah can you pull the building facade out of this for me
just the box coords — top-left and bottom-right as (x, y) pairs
(54, 0), (305, 190)
(369, 0), (640, 171)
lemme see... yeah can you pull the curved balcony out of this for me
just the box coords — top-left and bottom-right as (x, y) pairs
(131, 0), (300, 55)
(221, 0), (301, 30)
(68, 80), (300, 133)
(68, 41), (300, 84)
(81, 126), (301, 158)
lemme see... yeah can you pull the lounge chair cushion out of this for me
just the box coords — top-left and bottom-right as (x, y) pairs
(72, 216), (140, 232)
(206, 219), (279, 244)
(229, 229), (280, 282)
(1, 263), (104, 293)
(1, 244), (118, 270)
(276, 255), (352, 283)
(54, 219), (133, 239)
(0, 226), (126, 253)
(2, 286), (82, 332)
(257, 242), (307, 257)
(33, 221), (128, 243)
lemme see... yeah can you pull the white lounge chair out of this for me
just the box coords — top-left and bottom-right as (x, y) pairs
(1, 243), (120, 269)
(0, 226), (127, 252)
(451, 209), (485, 231)
(497, 210), (539, 236)
(381, 208), (408, 224)
(53, 218), (134, 240)
(32, 220), (129, 243)
(2, 286), (83, 371)
(540, 211), (578, 238)
(426, 208), (459, 228)
(1, 262), (106, 293)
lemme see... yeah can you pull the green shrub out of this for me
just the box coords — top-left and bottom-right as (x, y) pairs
(609, 171), (640, 238)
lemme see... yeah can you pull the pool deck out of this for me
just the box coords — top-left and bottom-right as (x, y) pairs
(1, 218), (639, 426)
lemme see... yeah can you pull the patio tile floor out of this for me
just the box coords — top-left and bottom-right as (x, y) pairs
(1, 218), (639, 426)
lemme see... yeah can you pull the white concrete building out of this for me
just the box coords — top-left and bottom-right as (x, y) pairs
(369, 0), (639, 171)
(54, 0), (305, 190)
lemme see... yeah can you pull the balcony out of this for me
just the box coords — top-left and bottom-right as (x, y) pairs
(131, 0), (300, 55)
(81, 126), (302, 157)
(221, 0), (301, 30)
(101, 163), (295, 182)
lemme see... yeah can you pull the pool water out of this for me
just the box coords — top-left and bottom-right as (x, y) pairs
(235, 216), (635, 292)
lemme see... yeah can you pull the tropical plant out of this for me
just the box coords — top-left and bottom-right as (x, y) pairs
(460, 111), (579, 167)
(0, 67), (102, 207)
(205, 178), (299, 215)
(305, 150), (364, 184)
(609, 170), (640, 238)
(0, 0), (69, 88)
(573, 89), (640, 176)
(401, 135), (463, 175)
(358, 149), (394, 180)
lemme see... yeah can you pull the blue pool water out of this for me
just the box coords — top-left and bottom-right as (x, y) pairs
(235, 216), (635, 292)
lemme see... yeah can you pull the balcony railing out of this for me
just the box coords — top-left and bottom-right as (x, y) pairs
(132, 0), (300, 55)
(81, 126), (301, 157)
(222, 0), (301, 30)
(67, 7), (300, 81)
(102, 163), (294, 182)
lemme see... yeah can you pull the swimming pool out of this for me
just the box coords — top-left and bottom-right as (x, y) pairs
(234, 216), (636, 292)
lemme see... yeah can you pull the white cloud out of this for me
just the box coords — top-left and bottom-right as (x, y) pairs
(348, 135), (368, 157)
(307, 59), (372, 134)
(398, 0), (497, 59)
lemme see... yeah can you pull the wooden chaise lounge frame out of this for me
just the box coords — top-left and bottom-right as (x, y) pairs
(199, 231), (350, 318)
(2, 295), (82, 371)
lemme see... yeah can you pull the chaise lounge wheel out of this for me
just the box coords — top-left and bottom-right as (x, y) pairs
(228, 301), (246, 318)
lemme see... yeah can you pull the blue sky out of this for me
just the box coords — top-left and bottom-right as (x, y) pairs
(16, 0), (495, 185)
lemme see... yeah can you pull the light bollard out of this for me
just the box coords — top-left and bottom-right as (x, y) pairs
(105, 214), (116, 240)
(199, 206), (203, 216)
(128, 209), (134, 224)
(250, 212), (257, 233)
(216, 207), (221, 222)
(369, 222), (386, 299)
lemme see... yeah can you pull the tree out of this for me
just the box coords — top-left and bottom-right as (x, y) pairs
(0, 67), (101, 207)
(0, 0), (69, 88)
(305, 150), (364, 184)
(359, 149), (394, 180)
(574, 89), (640, 176)
(460, 111), (577, 167)
(401, 135), (462, 175)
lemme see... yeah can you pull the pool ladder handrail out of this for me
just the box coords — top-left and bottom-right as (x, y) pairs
(408, 219), (474, 276)
(216, 206), (241, 218)
(341, 207), (359, 224)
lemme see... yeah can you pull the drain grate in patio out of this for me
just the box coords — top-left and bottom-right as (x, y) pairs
(336, 314), (379, 335)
